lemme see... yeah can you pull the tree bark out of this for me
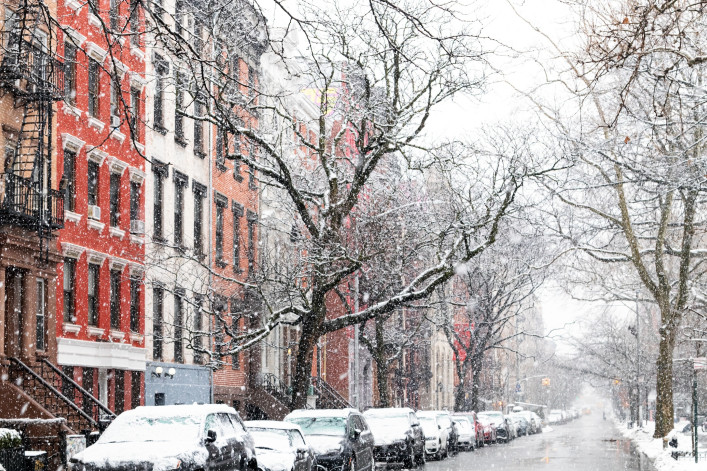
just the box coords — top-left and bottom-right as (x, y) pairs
(373, 318), (391, 408)
(291, 314), (322, 409)
(470, 357), (481, 412)
(654, 322), (676, 438)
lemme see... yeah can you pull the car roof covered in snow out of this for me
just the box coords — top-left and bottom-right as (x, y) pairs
(285, 408), (361, 419)
(246, 420), (304, 432)
(415, 411), (440, 419)
(363, 408), (414, 417)
(125, 404), (238, 418)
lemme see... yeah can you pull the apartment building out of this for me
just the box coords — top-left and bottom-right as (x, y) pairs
(142, 0), (212, 407)
(54, 0), (147, 414)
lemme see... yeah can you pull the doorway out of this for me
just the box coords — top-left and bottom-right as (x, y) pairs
(3, 268), (24, 358)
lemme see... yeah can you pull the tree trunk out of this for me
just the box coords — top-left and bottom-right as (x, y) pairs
(470, 357), (481, 412)
(654, 323), (676, 438)
(373, 318), (391, 407)
(291, 315), (321, 409)
(454, 356), (471, 412)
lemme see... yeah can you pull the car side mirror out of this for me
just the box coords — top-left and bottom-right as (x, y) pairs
(437, 425), (441, 430)
(352, 428), (362, 439)
(206, 429), (217, 444)
(296, 447), (308, 458)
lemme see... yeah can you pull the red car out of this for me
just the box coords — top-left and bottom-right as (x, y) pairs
(476, 415), (498, 445)
(452, 412), (485, 448)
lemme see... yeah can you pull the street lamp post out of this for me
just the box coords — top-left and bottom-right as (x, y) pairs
(636, 292), (641, 428)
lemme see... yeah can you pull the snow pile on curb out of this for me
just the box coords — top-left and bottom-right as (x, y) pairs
(615, 420), (703, 471)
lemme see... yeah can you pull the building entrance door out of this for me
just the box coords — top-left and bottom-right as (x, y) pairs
(3, 268), (24, 358)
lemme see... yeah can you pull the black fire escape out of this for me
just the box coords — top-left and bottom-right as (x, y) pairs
(0, 0), (64, 262)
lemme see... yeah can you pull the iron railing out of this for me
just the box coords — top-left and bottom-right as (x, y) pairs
(311, 376), (352, 409)
(0, 173), (64, 229)
(8, 357), (114, 434)
(0, 36), (64, 99)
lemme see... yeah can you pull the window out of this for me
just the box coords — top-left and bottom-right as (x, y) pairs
(63, 149), (75, 212)
(233, 136), (243, 182)
(130, 371), (141, 409)
(154, 392), (165, 406)
(87, 161), (99, 207)
(130, 88), (141, 136)
(215, 196), (227, 265)
(193, 97), (205, 157)
(115, 370), (125, 414)
(174, 171), (187, 247)
(111, 81), (120, 122)
(248, 143), (257, 190)
(175, 0), (184, 35)
(174, 71), (185, 144)
(110, 269), (121, 329)
(129, 0), (140, 45)
(64, 42), (77, 105)
(247, 211), (257, 275)
(83, 367), (95, 415)
(232, 203), (243, 273)
(248, 65), (256, 99)
(193, 182), (205, 255)
(130, 181), (140, 223)
(152, 162), (167, 241)
(110, 173), (121, 227)
(153, 286), (163, 360)
(193, 295), (203, 364)
(130, 277), (140, 332)
(63, 258), (76, 323)
(174, 291), (184, 363)
(216, 128), (226, 169)
(109, 0), (119, 30)
(36, 278), (46, 351)
(88, 58), (100, 117)
(88, 264), (100, 326)
(153, 57), (168, 131)
(4, 137), (16, 172)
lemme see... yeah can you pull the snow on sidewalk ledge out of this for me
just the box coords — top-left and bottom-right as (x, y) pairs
(614, 419), (703, 471)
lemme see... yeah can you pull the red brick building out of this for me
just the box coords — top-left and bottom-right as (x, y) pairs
(54, 0), (147, 414)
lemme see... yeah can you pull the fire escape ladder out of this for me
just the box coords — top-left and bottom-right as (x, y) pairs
(311, 376), (352, 409)
(8, 357), (110, 434)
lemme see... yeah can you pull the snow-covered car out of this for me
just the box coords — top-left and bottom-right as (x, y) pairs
(246, 420), (317, 471)
(530, 412), (544, 431)
(512, 411), (539, 434)
(450, 416), (475, 451)
(284, 409), (374, 471)
(475, 415), (497, 445)
(547, 412), (563, 425)
(452, 412), (484, 448)
(362, 407), (425, 467)
(509, 415), (529, 436)
(70, 404), (257, 471)
(416, 412), (449, 459)
(503, 416), (517, 439)
(477, 411), (509, 443)
(434, 412), (457, 453)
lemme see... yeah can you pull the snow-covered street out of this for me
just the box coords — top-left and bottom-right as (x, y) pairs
(423, 413), (655, 471)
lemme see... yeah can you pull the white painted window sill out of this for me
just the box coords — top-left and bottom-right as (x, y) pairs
(88, 116), (106, 132)
(109, 330), (125, 341)
(87, 218), (105, 232)
(62, 323), (81, 335)
(109, 226), (126, 240)
(87, 326), (105, 337)
(64, 210), (82, 224)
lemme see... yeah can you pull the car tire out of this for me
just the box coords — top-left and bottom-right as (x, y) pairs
(404, 445), (416, 469)
(416, 447), (426, 466)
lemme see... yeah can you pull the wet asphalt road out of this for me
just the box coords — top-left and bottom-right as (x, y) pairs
(420, 413), (655, 471)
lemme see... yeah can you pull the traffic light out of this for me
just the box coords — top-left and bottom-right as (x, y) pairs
(541, 377), (550, 387)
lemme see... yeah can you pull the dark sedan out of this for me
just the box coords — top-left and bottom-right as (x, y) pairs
(70, 404), (257, 471)
(285, 408), (375, 471)
(363, 408), (425, 468)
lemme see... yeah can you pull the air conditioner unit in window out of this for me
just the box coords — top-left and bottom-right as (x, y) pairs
(88, 204), (101, 220)
(130, 219), (145, 234)
(111, 115), (121, 127)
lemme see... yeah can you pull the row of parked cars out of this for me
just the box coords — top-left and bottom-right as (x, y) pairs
(546, 408), (582, 425)
(69, 404), (548, 471)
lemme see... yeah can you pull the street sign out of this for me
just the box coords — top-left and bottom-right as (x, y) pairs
(516, 383), (522, 393)
(694, 357), (707, 370)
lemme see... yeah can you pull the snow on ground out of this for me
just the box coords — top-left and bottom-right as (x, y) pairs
(615, 419), (707, 471)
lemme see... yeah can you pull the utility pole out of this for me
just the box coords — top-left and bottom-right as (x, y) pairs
(353, 274), (360, 408)
(693, 367), (698, 463)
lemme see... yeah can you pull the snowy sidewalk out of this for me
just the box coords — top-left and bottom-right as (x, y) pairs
(614, 419), (707, 471)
